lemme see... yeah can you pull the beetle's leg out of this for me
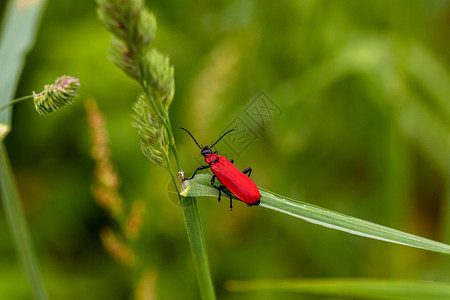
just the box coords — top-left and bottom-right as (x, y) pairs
(229, 159), (234, 164)
(242, 167), (252, 177)
(185, 165), (210, 180)
(211, 175), (233, 210)
(210, 175), (228, 201)
(220, 188), (233, 211)
(210, 175), (221, 201)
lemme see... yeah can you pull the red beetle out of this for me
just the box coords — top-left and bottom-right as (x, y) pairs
(180, 127), (261, 210)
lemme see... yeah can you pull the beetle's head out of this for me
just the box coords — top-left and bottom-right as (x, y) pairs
(201, 146), (212, 157)
(179, 127), (236, 157)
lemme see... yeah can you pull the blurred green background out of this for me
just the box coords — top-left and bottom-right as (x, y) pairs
(1, 0), (449, 299)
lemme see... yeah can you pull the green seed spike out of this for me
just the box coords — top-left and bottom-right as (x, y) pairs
(131, 94), (169, 167)
(109, 37), (140, 81)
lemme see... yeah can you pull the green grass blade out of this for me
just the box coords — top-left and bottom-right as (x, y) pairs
(0, 0), (47, 140)
(181, 196), (216, 300)
(0, 142), (48, 300)
(226, 278), (450, 299)
(441, 138), (450, 244)
(181, 174), (450, 255)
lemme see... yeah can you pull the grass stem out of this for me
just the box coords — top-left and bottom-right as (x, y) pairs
(0, 95), (34, 113)
(181, 196), (216, 300)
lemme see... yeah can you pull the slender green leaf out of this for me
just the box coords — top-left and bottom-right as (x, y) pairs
(0, 142), (48, 299)
(0, 0), (47, 140)
(181, 196), (216, 300)
(226, 278), (450, 300)
(181, 174), (450, 255)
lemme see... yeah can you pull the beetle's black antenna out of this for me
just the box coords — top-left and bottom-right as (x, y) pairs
(210, 129), (236, 149)
(179, 127), (202, 149)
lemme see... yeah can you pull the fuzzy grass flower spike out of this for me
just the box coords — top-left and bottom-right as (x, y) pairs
(0, 75), (80, 115)
(33, 75), (80, 115)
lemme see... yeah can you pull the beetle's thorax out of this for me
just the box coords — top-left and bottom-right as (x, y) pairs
(205, 153), (219, 165)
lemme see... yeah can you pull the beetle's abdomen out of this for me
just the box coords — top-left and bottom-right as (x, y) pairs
(210, 156), (260, 205)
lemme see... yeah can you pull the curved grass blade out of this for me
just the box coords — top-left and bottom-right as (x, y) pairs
(181, 174), (450, 255)
(0, 143), (48, 299)
(226, 278), (450, 300)
(0, 0), (48, 299)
